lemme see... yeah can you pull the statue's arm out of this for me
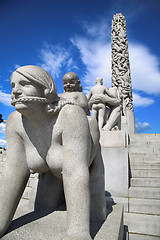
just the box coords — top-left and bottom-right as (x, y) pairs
(104, 86), (117, 98)
(0, 112), (30, 237)
(77, 92), (90, 115)
(102, 94), (121, 106)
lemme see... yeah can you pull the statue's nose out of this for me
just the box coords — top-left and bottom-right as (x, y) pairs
(12, 87), (22, 96)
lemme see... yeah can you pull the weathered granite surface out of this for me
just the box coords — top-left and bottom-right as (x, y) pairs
(1, 204), (123, 240)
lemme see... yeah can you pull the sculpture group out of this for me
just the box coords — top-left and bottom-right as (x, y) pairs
(88, 77), (122, 131)
(0, 13), (134, 239)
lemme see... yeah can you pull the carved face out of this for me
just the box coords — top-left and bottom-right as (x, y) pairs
(63, 78), (79, 92)
(11, 71), (44, 110)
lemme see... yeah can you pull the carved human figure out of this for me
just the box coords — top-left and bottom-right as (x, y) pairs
(59, 72), (90, 115)
(103, 86), (122, 131)
(88, 79), (122, 131)
(88, 77), (109, 130)
(0, 65), (106, 240)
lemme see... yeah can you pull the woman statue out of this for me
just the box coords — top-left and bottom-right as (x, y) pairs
(0, 65), (106, 240)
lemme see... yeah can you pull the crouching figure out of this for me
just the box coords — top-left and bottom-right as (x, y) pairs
(0, 65), (106, 240)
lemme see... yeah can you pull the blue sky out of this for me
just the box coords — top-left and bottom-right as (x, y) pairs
(0, 0), (160, 146)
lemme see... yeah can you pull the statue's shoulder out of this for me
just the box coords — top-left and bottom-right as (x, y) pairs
(7, 111), (21, 121)
(60, 104), (83, 116)
(78, 91), (87, 98)
(58, 104), (86, 127)
(6, 111), (22, 129)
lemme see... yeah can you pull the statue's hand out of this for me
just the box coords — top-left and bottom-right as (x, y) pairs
(89, 94), (103, 104)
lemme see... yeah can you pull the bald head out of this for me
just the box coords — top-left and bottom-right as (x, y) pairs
(95, 77), (103, 85)
(62, 72), (82, 92)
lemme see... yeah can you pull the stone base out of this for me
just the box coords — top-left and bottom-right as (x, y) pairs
(102, 147), (129, 197)
(121, 110), (135, 135)
(100, 130), (129, 197)
(100, 130), (127, 148)
(2, 204), (124, 240)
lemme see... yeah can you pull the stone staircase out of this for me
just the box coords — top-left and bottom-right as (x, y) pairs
(125, 134), (160, 240)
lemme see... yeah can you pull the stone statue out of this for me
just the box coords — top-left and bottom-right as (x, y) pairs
(88, 77), (109, 130)
(59, 72), (90, 115)
(88, 77), (122, 131)
(111, 13), (133, 112)
(0, 65), (106, 240)
(103, 86), (122, 131)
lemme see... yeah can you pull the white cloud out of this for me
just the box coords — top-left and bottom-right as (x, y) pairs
(0, 123), (5, 134)
(0, 124), (6, 147)
(133, 93), (154, 107)
(136, 121), (151, 133)
(129, 44), (160, 94)
(70, 37), (112, 90)
(40, 44), (73, 79)
(0, 90), (11, 106)
(0, 138), (6, 147)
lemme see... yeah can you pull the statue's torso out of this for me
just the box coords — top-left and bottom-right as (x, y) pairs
(17, 113), (63, 175)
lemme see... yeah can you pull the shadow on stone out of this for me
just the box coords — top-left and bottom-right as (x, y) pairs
(105, 190), (117, 215)
(5, 206), (66, 236)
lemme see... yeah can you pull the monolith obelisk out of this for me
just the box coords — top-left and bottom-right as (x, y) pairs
(111, 13), (135, 133)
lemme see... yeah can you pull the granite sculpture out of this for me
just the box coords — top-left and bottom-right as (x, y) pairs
(88, 77), (110, 130)
(0, 65), (106, 240)
(88, 77), (122, 131)
(58, 71), (90, 115)
(111, 13), (133, 114)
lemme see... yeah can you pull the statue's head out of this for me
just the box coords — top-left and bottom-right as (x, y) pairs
(10, 65), (74, 114)
(62, 72), (82, 92)
(10, 65), (59, 113)
(95, 77), (103, 85)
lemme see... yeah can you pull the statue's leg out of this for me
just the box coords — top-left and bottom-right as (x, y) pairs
(103, 105), (122, 130)
(91, 104), (97, 119)
(0, 162), (30, 237)
(90, 144), (106, 221)
(62, 164), (92, 240)
(98, 104), (106, 130)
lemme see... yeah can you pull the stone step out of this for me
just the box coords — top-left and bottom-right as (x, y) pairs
(129, 147), (160, 154)
(130, 169), (160, 178)
(129, 152), (160, 158)
(129, 142), (160, 148)
(129, 156), (160, 163)
(129, 133), (160, 140)
(124, 212), (160, 237)
(129, 198), (160, 215)
(129, 187), (160, 199)
(128, 233), (160, 240)
(131, 177), (160, 188)
(130, 162), (160, 170)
